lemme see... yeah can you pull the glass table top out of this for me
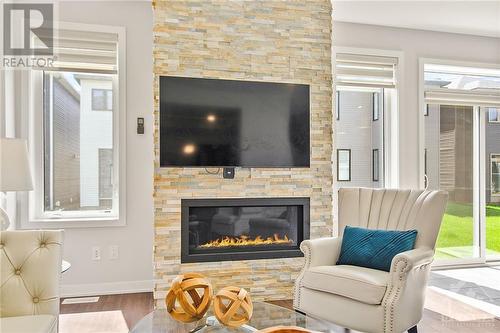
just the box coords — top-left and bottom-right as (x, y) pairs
(130, 301), (343, 333)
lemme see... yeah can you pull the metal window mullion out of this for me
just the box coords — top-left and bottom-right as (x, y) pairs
(473, 106), (486, 261)
(478, 108), (487, 260)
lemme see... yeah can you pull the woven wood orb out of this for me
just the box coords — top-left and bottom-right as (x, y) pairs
(213, 286), (253, 327)
(165, 273), (213, 323)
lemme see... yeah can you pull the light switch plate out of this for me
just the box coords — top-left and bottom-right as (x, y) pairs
(109, 245), (119, 260)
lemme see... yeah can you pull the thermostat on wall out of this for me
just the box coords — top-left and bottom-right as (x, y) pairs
(137, 117), (145, 134)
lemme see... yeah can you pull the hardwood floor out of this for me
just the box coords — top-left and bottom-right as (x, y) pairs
(60, 292), (500, 332)
(60, 292), (153, 330)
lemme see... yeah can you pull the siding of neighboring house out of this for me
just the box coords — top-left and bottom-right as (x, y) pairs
(335, 90), (384, 188)
(485, 118), (500, 204)
(449, 106), (474, 204)
(424, 105), (500, 205)
(430, 105), (474, 204)
(52, 77), (81, 210)
(79, 79), (113, 208)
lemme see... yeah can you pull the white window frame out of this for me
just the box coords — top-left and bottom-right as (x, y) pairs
(333, 46), (402, 189)
(372, 92), (380, 121)
(20, 22), (127, 228)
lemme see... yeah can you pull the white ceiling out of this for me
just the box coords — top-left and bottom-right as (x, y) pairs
(333, 0), (500, 38)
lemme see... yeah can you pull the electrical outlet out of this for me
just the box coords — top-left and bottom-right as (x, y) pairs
(109, 245), (119, 260)
(92, 246), (101, 261)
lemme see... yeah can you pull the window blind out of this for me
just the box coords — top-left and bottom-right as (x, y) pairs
(35, 28), (118, 74)
(425, 89), (500, 108)
(335, 53), (398, 88)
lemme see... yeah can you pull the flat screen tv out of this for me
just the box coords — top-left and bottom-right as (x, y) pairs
(159, 76), (310, 167)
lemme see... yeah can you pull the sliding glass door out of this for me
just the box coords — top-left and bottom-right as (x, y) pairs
(424, 104), (479, 261)
(424, 104), (500, 264)
(422, 62), (500, 265)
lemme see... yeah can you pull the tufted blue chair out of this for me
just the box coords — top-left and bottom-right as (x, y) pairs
(0, 230), (63, 333)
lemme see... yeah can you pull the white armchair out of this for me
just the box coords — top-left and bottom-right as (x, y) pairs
(0, 230), (63, 333)
(294, 188), (448, 333)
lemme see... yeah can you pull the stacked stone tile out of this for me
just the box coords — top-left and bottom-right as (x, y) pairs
(153, 0), (333, 308)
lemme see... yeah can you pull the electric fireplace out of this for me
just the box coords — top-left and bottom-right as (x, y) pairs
(181, 198), (310, 263)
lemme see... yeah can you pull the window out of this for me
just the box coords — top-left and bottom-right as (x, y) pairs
(337, 149), (351, 181)
(92, 89), (113, 111)
(372, 149), (379, 181)
(488, 108), (500, 123)
(335, 51), (398, 189)
(492, 154), (500, 197)
(43, 71), (115, 213)
(28, 24), (125, 225)
(372, 93), (379, 121)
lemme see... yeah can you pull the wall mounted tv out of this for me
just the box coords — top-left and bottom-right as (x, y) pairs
(159, 76), (310, 168)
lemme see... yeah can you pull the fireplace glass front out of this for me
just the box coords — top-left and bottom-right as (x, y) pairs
(181, 198), (310, 263)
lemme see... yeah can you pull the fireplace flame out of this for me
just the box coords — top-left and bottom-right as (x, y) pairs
(200, 234), (293, 248)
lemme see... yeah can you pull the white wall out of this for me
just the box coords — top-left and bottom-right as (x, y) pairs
(334, 22), (500, 188)
(56, 1), (154, 295)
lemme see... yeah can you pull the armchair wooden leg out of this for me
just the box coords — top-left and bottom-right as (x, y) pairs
(408, 325), (418, 333)
(294, 309), (306, 316)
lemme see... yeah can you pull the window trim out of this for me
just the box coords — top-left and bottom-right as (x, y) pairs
(337, 149), (351, 182)
(372, 92), (379, 121)
(21, 22), (127, 229)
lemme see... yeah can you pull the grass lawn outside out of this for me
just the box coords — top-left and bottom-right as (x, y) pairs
(436, 201), (500, 259)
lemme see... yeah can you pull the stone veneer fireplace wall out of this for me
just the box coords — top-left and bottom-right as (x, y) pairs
(153, 0), (333, 307)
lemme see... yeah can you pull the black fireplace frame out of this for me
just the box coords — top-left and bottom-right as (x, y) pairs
(181, 197), (310, 263)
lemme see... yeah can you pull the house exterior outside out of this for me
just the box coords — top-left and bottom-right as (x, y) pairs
(335, 89), (384, 189)
(424, 106), (500, 205)
(45, 73), (114, 212)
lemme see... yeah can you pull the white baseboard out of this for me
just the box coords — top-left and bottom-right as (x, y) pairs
(61, 280), (153, 298)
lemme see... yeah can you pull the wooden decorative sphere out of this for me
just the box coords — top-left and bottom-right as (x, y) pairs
(213, 286), (253, 327)
(165, 273), (213, 323)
